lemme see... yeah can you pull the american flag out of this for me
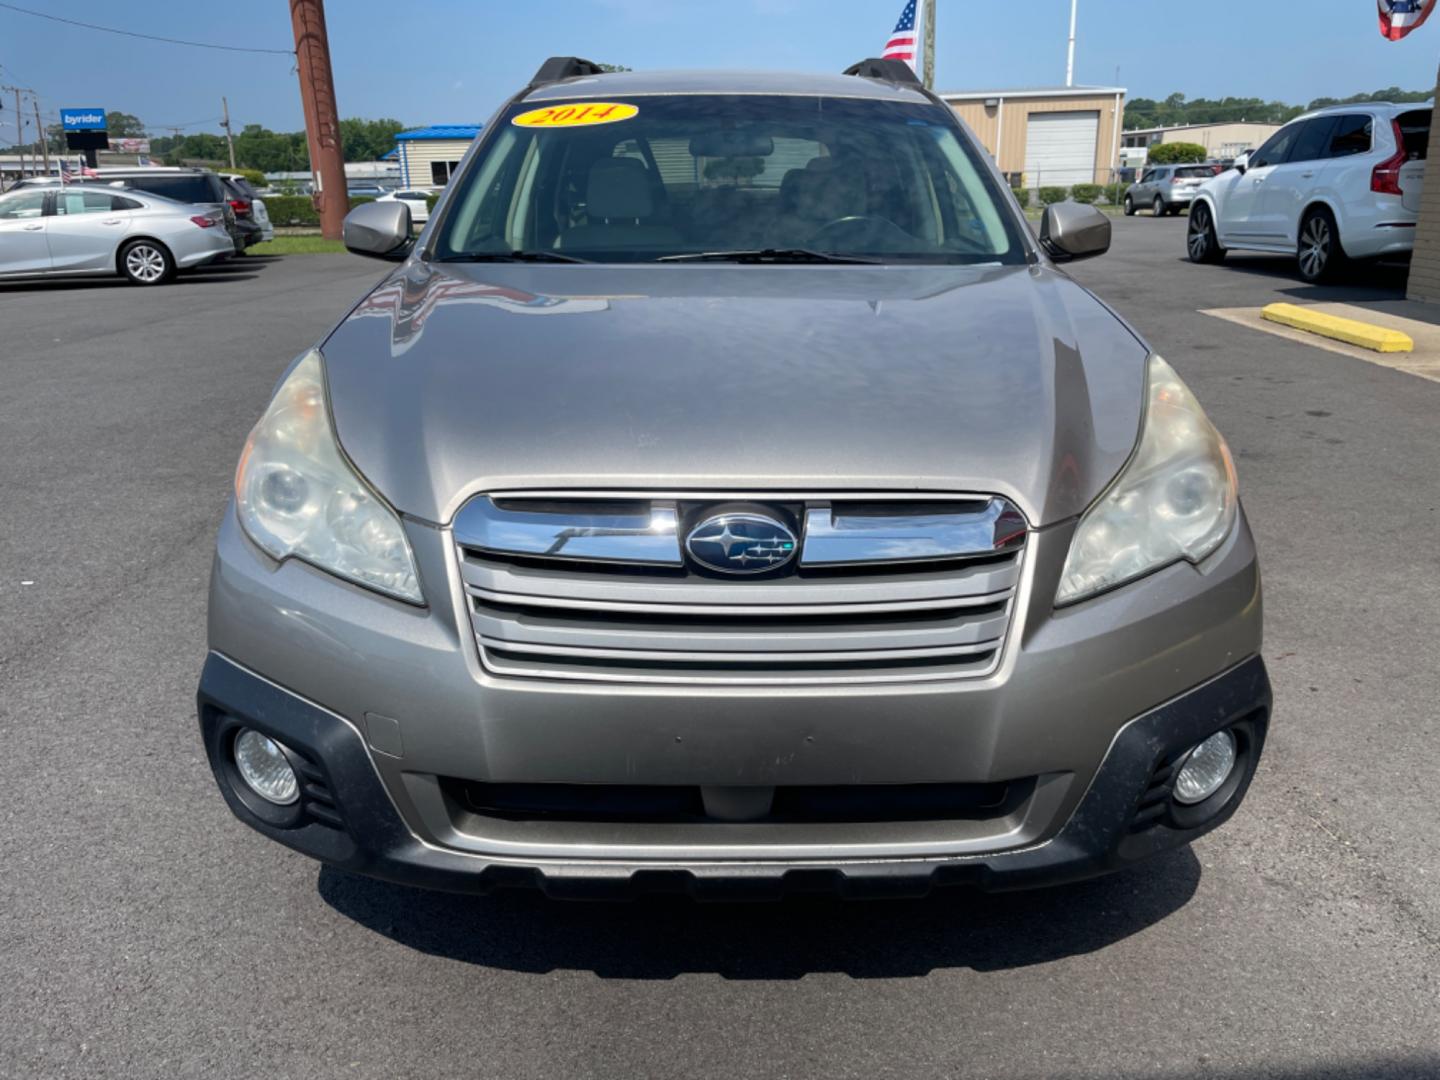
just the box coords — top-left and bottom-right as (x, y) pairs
(1379, 0), (1436, 39)
(81, 161), (99, 178)
(882, 0), (921, 71)
(59, 159), (73, 184)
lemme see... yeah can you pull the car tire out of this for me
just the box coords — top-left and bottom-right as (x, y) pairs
(119, 239), (175, 286)
(1297, 206), (1347, 284)
(1123, 195), (1135, 216)
(1153, 197), (1166, 217)
(1187, 201), (1226, 264)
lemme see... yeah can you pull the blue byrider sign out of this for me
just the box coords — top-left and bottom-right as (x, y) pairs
(60, 108), (108, 131)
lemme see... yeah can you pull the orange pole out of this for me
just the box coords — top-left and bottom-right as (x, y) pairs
(289, 0), (348, 239)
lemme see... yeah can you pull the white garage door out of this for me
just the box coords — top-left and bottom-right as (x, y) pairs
(1024, 111), (1100, 187)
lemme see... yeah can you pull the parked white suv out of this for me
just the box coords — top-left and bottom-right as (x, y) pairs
(1186, 102), (1430, 282)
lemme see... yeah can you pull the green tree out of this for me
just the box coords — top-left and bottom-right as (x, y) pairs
(1127, 86), (1429, 132)
(105, 111), (145, 137)
(232, 124), (309, 172)
(596, 63), (632, 72)
(1147, 142), (1208, 165)
(339, 117), (404, 162)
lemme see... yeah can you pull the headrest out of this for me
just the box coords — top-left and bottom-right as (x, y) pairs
(586, 157), (654, 220)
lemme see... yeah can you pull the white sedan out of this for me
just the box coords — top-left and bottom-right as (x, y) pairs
(376, 189), (434, 225)
(0, 183), (234, 285)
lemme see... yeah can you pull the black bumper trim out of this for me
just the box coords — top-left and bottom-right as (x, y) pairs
(197, 653), (1271, 900)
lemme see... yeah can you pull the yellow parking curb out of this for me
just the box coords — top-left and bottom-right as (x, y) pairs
(1260, 303), (1413, 354)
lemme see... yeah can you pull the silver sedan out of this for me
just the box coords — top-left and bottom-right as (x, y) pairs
(0, 183), (236, 285)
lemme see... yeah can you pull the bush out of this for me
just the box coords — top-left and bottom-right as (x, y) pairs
(1070, 183), (1102, 205)
(1147, 141), (1208, 165)
(261, 194), (375, 226)
(1010, 187), (1029, 208)
(233, 167), (267, 187)
(425, 193), (441, 211)
(1102, 181), (1127, 205)
(1038, 186), (1068, 206)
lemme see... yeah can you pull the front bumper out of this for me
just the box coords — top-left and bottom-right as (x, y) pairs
(198, 651), (1270, 898)
(203, 494), (1265, 895)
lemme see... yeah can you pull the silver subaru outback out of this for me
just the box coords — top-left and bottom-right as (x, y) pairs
(198, 58), (1269, 899)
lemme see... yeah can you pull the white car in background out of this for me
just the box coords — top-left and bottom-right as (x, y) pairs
(1186, 101), (1431, 282)
(375, 188), (433, 225)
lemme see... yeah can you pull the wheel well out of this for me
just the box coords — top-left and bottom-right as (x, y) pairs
(115, 235), (172, 274)
(1299, 200), (1345, 253)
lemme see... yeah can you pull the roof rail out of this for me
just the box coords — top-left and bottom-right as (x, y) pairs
(843, 58), (921, 86)
(528, 56), (607, 90)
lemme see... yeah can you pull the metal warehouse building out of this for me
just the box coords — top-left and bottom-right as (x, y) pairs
(395, 125), (482, 188)
(941, 86), (1127, 188)
(1121, 121), (1280, 162)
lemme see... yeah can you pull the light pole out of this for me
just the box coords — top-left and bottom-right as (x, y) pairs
(1065, 0), (1078, 87)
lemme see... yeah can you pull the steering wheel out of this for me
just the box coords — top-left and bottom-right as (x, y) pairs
(808, 214), (914, 251)
(809, 215), (879, 241)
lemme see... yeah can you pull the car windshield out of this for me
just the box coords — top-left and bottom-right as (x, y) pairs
(433, 94), (1026, 264)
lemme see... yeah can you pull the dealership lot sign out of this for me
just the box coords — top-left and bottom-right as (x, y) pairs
(60, 108), (107, 131)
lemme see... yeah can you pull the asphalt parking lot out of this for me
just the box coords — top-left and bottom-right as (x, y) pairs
(2, 220), (1438, 1080)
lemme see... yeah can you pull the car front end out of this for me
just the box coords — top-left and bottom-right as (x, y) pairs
(198, 63), (1269, 899)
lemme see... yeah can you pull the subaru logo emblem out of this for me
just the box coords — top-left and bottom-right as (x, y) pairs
(685, 513), (798, 575)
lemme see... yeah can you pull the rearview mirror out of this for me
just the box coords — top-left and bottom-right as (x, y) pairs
(1039, 202), (1111, 262)
(343, 200), (413, 261)
(1233, 151), (1250, 175)
(689, 129), (775, 158)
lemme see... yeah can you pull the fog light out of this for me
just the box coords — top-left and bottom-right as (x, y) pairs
(1174, 729), (1237, 805)
(233, 729), (300, 805)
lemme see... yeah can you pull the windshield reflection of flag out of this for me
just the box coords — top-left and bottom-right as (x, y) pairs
(1378, 0), (1437, 40)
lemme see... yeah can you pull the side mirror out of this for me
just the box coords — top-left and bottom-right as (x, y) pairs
(1039, 202), (1111, 262)
(343, 200), (413, 260)
(1233, 152), (1250, 175)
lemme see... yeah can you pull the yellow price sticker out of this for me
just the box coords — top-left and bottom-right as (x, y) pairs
(512, 102), (639, 129)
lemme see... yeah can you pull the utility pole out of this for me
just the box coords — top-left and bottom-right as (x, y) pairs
(289, 0), (347, 240)
(921, 0), (937, 91)
(13, 87), (24, 180)
(32, 96), (49, 174)
(220, 96), (237, 169)
(1065, 0), (1078, 87)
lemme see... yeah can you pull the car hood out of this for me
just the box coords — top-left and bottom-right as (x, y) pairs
(321, 261), (1148, 526)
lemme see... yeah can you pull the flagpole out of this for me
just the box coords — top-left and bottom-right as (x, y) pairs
(921, 0), (936, 89)
(1065, 0), (1078, 87)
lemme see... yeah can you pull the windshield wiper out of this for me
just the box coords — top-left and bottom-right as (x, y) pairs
(437, 250), (590, 264)
(657, 248), (880, 265)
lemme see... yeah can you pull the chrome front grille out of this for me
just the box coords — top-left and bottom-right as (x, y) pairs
(453, 492), (1027, 685)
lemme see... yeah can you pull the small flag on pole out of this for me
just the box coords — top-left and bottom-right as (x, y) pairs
(59, 159), (73, 183)
(1378, 0), (1437, 40)
(882, 0), (921, 72)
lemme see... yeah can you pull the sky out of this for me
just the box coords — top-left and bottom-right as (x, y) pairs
(2, 0), (1439, 143)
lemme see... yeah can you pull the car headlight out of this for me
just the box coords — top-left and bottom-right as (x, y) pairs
(235, 349), (423, 603)
(1056, 355), (1238, 605)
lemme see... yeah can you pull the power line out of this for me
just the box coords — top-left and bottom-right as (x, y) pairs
(0, 1), (294, 55)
